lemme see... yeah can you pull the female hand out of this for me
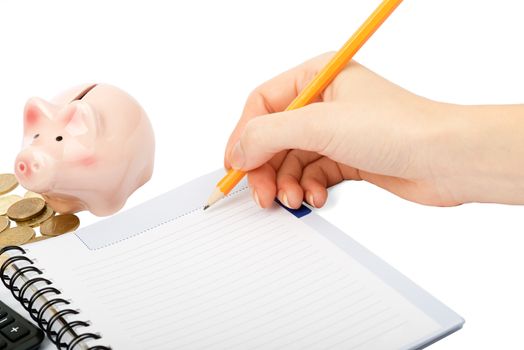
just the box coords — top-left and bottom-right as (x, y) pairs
(224, 53), (524, 208)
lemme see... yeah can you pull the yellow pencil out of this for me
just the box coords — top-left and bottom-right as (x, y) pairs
(204, 0), (403, 210)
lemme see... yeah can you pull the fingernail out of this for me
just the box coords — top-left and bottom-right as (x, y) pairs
(279, 191), (290, 208)
(306, 192), (316, 208)
(230, 141), (245, 170)
(252, 189), (261, 208)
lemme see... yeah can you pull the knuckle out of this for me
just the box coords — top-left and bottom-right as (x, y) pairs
(320, 51), (337, 60)
(246, 89), (261, 104)
(308, 51), (337, 68)
(245, 89), (269, 112)
(242, 118), (263, 148)
(301, 161), (318, 178)
(287, 149), (308, 168)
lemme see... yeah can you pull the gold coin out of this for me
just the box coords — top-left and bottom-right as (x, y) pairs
(0, 174), (18, 195)
(16, 205), (54, 228)
(0, 226), (35, 247)
(41, 214), (80, 237)
(24, 191), (44, 200)
(7, 198), (46, 222)
(27, 235), (50, 244)
(0, 195), (22, 216)
(0, 216), (10, 233)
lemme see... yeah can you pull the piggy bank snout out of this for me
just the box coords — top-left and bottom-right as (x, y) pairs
(15, 150), (55, 193)
(16, 158), (42, 175)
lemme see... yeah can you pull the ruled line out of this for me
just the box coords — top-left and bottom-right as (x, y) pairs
(93, 233), (312, 306)
(82, 216), (283, 287)
(54, 190), (441, 349)
(104, 242), (318, 314)
(75, 198), (256, 273)
(120, 259), (343, 328)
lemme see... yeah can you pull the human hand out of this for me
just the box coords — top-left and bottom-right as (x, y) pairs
(224, 53), (524, 208)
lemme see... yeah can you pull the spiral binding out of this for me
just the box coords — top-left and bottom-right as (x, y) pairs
(0, 246), (111, 350)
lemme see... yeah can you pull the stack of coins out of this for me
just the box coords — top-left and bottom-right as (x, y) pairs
(0, 173), (81, 247)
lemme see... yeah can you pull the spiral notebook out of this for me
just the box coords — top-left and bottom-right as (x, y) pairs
(0, 170), (463, 349)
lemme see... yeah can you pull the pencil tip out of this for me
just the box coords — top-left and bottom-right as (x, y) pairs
(203, 205), (210, 211)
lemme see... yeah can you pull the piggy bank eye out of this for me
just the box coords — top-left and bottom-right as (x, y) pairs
(33, 134), (40, 139)
(56, 136), (63, 142)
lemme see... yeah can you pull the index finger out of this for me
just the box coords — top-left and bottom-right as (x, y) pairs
(224, 52), (335, 169)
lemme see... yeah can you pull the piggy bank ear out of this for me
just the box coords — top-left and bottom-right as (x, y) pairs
(58, 101), (100, 163)
(23, 97), (55, 131)
(58, 101), (100, 138)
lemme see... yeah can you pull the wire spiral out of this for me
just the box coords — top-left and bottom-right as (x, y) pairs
(0, 246), (110, 349)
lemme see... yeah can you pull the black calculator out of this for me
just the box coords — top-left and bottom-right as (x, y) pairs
(0, 301), (44, 350)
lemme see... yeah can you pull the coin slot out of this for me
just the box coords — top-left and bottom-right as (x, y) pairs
(71, 84), (98, 102)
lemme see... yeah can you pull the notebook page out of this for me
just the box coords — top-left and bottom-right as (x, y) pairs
(26, 190), (441, 349)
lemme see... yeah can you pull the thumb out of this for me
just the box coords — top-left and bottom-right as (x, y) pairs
(229, 102), (338, 171)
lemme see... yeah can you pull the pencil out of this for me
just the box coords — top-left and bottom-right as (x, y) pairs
(204, 0), (403, 210)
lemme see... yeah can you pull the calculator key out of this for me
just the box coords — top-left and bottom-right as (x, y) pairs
(1, 322), (30, 342)
(0, 317), (13, 328)
(0, 310), (6, 319)
(0, 338), (6, 349)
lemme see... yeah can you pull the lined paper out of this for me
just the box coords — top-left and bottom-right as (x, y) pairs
(27, 190), (440, 349)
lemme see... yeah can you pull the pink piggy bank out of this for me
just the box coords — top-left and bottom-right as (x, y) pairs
(14, 84), (155, 216)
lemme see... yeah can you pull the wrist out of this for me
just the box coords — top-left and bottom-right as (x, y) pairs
(427, 103), (524, 204)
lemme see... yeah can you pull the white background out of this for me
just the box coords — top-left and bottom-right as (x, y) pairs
(1, 0), (523, 348)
